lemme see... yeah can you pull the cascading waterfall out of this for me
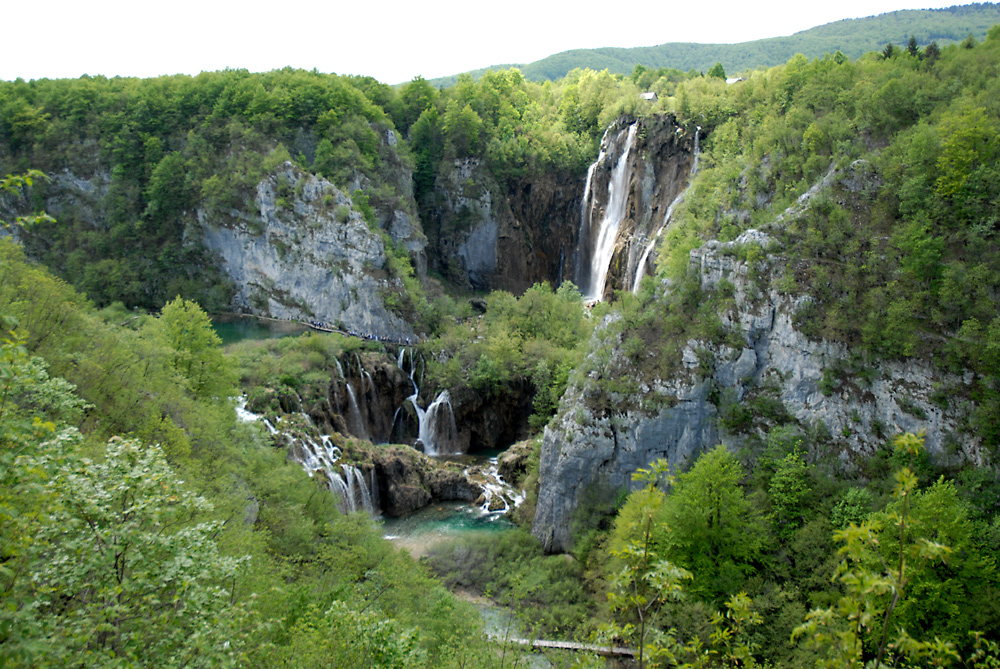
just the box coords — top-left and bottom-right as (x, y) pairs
(632, 126), (701, 293)
(574, 134), (608, 290)
(291, 429), (377, 515)
(396, 348), (460, 455)
(236, 399), (377, 515)
(420, 390), (459, 456)
(576, 123), (639, 301)
(475, 456), (525, 515)
(345, 384), (370, 441)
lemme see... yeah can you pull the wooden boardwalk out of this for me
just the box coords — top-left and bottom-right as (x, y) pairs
(490, 634), (636, 658)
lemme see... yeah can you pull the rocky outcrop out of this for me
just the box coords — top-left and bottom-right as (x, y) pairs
(497, 439), (535, 488)
(362, 444), (480, 517)
(200, 163), (414, 339)
(533, 211), (982, 552)
(425, 159), (582, 292)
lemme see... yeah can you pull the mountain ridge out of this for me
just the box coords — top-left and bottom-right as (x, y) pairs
(426, 2), (1000, 86)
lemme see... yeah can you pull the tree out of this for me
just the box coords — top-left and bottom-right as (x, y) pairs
(604, 461), (691, 668)
(769, 448), (812, 540)
(30, 436), (248, 667)
(398, 76), (439, 133)
(793, 433), (964, 669)
(0, 320), (89, 666)
(442, 101), (484, 157)
(658, 445), (762, 600)
(155, 296), (237, 399)
(707, 62), (727, 80)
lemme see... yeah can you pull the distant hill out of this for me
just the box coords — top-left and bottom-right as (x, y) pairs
(428, 2), (1000, 86)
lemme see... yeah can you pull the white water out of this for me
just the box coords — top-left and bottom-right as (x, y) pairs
(580, 123), (638, 300)
(574, 134), (608, 290)
(236, 401), (377, 515)
(345, 383), (370, 441)
(291, 425), (377, 515)
(420, 390), (459, 456)
(474, 456), (525, 515)
(397, 348), (460, 456)
(632, 127), (700, 293)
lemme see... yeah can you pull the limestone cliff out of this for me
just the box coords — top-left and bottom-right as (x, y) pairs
(423, 158), (582, 292)
(532, 166), (983, 553)
(200, 163), (415, 339)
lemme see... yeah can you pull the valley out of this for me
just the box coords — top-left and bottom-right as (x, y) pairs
(2, 12), (1000, 667)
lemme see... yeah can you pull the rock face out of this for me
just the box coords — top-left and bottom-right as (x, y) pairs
(533, 214), (982, 555)
(366, 444), (480, 516)
(424, 158), (583, 292)
(200, 163), (414, 339)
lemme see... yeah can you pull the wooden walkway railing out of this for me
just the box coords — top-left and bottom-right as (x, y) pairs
(490, 634), (636, 658)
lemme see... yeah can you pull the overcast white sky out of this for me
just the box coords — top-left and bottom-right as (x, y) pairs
(2, 0), (965, 84)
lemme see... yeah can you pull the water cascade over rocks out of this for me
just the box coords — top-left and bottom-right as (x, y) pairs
(633, 127), (700, 292)
(575, 123), (639, 300)
(397, 348), (460, 455)
(471, 456), (525, 514)
(237, 398), (377, 515)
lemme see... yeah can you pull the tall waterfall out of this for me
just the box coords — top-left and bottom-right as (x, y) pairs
(575, 123), (639, 301)
(397, 348), (460, 455)
(632, 127), (701, 293)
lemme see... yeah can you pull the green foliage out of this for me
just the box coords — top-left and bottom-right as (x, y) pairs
(657, 446), (763, 601)
(423, 281), (590, 429)
(769, 448), (812, 540)
(250, 600), (423, 668)
(425, 529), (594, 637)
(30, 436), (248, 667)
(156, 296), (238, 399)
(604, 460), (691, 667)
(791, 433), (991, 668)
(0, 170), (56, 229)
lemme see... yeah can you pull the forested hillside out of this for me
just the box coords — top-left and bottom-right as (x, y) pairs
(430, 2), (1000, 85)
(2, 11), (1000, 669)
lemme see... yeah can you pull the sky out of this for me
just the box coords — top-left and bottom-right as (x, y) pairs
(2, 0), (968, 85)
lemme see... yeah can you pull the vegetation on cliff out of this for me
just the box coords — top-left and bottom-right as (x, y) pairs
(3, 13), (1000, 668)
(0, 240), (491, 667)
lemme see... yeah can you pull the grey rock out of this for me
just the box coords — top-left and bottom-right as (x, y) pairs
(200, 163), (414, 339)
(533, 218), (982, 553)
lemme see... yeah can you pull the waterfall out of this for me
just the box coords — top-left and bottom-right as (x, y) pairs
(236, 407), (376, 515)
(397, 349), (460, 455)
(289, 426), (377, 515)
(576, 123), (638, 301)
(345, 383), (370, 441)
(574, 136), (607, 291)
(420, 390), (459, 456)
(340, 464), (375, 515)
(632, 126), (701, 293)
